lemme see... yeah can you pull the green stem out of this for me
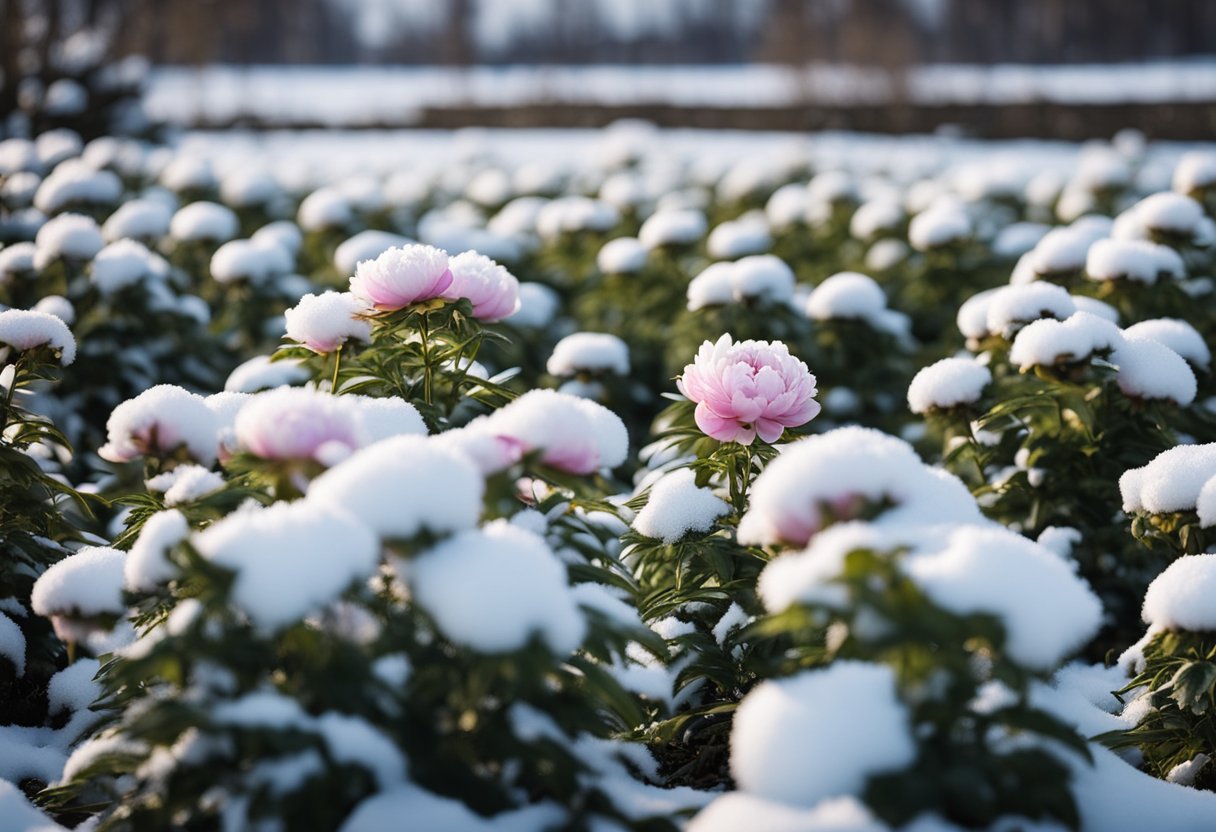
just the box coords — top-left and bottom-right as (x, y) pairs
(418, 311), (433, 405)
(1, 357), (22, 433)
(331, 345), (343, 393)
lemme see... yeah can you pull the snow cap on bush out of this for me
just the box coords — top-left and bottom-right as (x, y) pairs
(686, 256), (796, 310)
(193, 501), (379, 632)
(678, 334), (820, 445)
(907, 356), (991, 414)
(102, 197), (172, 242)
(730, 662), (916, 807)
(1122, 318), (1210, 370)
(1116, 192), (1206, 240)
(342, 395), (427, 445)
(908, 203), (971, 250)
(1008, 311), (1124, 370)
(33, 212), (104, 266)
(349, 244), (453, 312)
(597, 236), (648, 274)
(1086, 238), (1184, 284)
(707, 215), (772, 259)
(984, 282), (1077, 339)
(90, 238), (163, 294)
(99, 384), (219, 465)
(1142, 554), (1216, 633)
(159, 154), (216, 192)
(169, 201), (238, 243)
(738, 426), (981, 547)
(31, 546), (126, 643)
(638, 208), (706, 249)
(253, 220), (304, 255)
(124, 509), (189, 592)
(284, 291), (372, 354)
(442, 250), (520, 322)
(759, 522), (1103, 670)
(850, 198), (905, 241)
(307, 435), (483, 539)
(298, 187), (353, 231)
(0, 242), (37, 279)
(1119, 444), (1216, 515)
(473, 389), (628, 475)
(407, 521), (585, 655)
(209, 237), (293, 284)
(1112, 337), (1197, 406)
(145, 464), (225, 507)
(547, 332), (630, 377)
(0, 308), (76, 365)
(805, 272), (886, 322)
(632, 469), (730, 544)
(34, 159), (121, 214)
(535, 195), (618, 239)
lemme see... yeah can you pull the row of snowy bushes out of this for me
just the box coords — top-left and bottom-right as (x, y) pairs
(1, 122), (1216, 830)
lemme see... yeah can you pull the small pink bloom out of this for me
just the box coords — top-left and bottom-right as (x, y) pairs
(235, 388), (360, 463)
(443, 251), (521, 322)
(677, 334), (820, 445)
(349, 244), (453, 312)
(99, 385), (219, 465)
(477, 389), (629, 475)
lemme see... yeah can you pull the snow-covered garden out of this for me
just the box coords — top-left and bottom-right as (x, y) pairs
(4, 93), (1216, 831)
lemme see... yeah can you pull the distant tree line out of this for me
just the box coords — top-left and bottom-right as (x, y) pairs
(2, 0), (1213, 79)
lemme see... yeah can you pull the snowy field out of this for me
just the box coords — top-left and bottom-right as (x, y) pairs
(170, 126), (1199, 190)
(4, 117), (1216, 831)
(146, 61), (1216, 126)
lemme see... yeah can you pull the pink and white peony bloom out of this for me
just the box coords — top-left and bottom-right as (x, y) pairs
(99, 385), (219, 465)
(443, 251), (521, 322)
(677, 335), (820, 444)
(283, 291), (372, 354)
(349, 244), (452, 312)
(234, 387), (362, 465)
(468, 389), (629, 475)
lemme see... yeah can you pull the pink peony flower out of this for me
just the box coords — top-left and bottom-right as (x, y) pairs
(443, 251), (521, 322)
(99, 385), (219, 465)
(284, 291), (372, 354)
(677, 334), (820, 444)
(234, 388), (361, 464)
(349, 244), (453, 312)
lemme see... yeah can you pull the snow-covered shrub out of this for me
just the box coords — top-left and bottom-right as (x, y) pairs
(688, 428), (1106, 830)
(0, 311), (99, 795)
(920, 278), (1206, 655)
(1104, 554), (1216, 790)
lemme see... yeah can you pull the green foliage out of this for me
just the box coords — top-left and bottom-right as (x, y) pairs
(1102, 630), (1216, 790)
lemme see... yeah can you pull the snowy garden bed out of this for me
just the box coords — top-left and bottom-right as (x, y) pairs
(1, 118), (1216, 830)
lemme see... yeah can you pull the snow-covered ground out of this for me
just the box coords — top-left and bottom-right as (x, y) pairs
(172, 126), (1198, 195)
(147, 62), (1216, 127)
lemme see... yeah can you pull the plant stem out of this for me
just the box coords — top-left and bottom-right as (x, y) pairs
(419, 311), (433, 405)
(1, 357), (22, 433)
(331, 345), (343, 393)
